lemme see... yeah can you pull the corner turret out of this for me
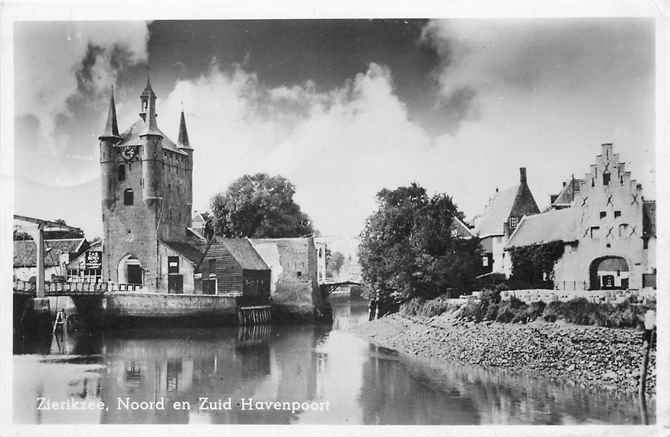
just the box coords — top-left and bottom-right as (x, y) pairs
(139, 76), (164, 205)
(99, 89), (121, 208)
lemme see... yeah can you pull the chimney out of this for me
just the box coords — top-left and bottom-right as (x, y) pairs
(519, 167), (527, 184)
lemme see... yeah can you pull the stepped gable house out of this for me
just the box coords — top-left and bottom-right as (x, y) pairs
(505, 143), (656, 291)
(98, 79), (207, 292)
(473, 168), (540, 276)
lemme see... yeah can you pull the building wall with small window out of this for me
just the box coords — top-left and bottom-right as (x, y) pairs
(157, 242), (196, 294)
(196, 241), (271, 302)
(250, 237), (322, 312)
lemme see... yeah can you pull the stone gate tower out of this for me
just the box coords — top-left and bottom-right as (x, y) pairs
(99, 79), (195, 289)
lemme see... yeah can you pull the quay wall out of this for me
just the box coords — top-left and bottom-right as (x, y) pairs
(353, 313), (655, 396)
(104, 292), (238, 319)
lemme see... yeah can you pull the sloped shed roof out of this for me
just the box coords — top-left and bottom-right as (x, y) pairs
(161, 240), (205, 265)
(505, 207), (579, 249)
(209, 238), (269, 271)
(14, 238), (86, 267)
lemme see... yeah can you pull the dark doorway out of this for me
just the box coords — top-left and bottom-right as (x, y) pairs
(127, 264), (143, 285)
(168, 275), (184, 294)
(589, 256), (629, 290)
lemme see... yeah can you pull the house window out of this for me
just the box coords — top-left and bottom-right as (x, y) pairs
(603, 172), (611, 186)
(118, 165), (126, 181)
(590, 226), (600, 239)
(618, 223), (629, 237)
(124, 188), (134, 205)
(168, 256), (179, 274)
(482, 256), (489, 267)
(509, 216), (519, 231)
(614, 211), (621, 218)
(203, 274), (217, 295)
(600, 211), (606, 219)
(297, 271), (302, 279)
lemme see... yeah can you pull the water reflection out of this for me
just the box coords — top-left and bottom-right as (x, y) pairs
(13, 299), (651, 424)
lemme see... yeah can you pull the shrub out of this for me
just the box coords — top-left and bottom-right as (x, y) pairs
(399, 295), (460, 318)
(525, 301), (546, 322)
(562, 298), (592, 324)
(543, 301), (563, 322)
(460, 300), (486, 322)
(484, 303), (499, 321)
(495, 297), (528, 323)
(399, 297), (425, 317)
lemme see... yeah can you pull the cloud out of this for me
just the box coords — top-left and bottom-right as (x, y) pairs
(14, 21), (150, 186)
(160, 61), (434, 237)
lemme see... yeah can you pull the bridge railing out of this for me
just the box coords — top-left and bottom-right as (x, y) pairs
(13, 279), (108, 295)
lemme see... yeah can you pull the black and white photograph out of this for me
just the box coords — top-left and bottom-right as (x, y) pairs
(2, 0), (668, 433)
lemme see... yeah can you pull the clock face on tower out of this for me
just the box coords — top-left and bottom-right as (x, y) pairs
(120, 145), (139, 162)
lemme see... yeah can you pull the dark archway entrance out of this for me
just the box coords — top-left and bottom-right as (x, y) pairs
(589, 256), (629, 290)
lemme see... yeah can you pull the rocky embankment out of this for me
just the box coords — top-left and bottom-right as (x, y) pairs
(352, 313), (656, 396)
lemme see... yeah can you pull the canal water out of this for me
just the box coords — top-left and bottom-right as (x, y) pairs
(13, 299), (652, 425)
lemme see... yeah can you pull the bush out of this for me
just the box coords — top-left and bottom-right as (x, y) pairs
(525, 301), (546, 322)
(495, 297), (528, 323)
(543, 301), (563, 322)
(399, 295), (460, 318)
(484, 303), (499, 321)
(562, 298), (592, 324)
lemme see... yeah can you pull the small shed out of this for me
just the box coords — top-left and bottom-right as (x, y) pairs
(197, 238), (271, 301)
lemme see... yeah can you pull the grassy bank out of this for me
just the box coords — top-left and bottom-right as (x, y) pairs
(400, 291), (655, 329)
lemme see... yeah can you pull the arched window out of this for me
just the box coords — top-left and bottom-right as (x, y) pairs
(124, 188), (134, 205)
(118, 164), (126, 181)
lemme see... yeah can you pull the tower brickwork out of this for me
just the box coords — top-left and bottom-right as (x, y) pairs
(99, 80), (194, 288)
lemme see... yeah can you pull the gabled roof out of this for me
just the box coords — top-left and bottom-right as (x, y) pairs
(474, 186), (519, 238)
(206, 238), (269, 271)
(505, 207), (579, 249)
(14, 238), (87, 267)
(552, 177), (584, 207)
(118, 119), (184, 154)
(451, 216), (475, 238)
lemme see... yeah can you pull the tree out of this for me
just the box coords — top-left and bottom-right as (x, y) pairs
(326, 250), (345, 278)
(359, 183), (482, 306)
(210, 173), (314, 238)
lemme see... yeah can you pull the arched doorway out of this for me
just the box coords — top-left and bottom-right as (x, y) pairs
(118, 254), (143, 285)
(589, 256), (629, 290)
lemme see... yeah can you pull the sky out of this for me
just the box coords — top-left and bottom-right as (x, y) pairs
(13, 18), (655, 243)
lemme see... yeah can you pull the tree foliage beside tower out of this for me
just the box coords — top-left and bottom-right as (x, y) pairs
(358, 183), (482, 305)
(210, 173), (315, 238)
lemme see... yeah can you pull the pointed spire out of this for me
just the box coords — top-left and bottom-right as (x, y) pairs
(139, 71), (162, 138)
(99, 87), (121, 141)
(141, 74), (156, 99)
(140, 99), (162, 138)
(177, 110), (191, 149)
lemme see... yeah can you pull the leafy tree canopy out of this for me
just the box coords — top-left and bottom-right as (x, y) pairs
(210, 173), (314, 238)
(358, 183), (481, 303)
(326, 249), (346, 278)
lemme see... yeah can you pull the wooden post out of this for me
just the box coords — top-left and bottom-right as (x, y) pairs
(36, 223), (45, 298)
(639, 309), (656, 424)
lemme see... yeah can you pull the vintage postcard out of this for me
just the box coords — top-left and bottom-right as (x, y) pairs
(2, 0), (668, 435)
